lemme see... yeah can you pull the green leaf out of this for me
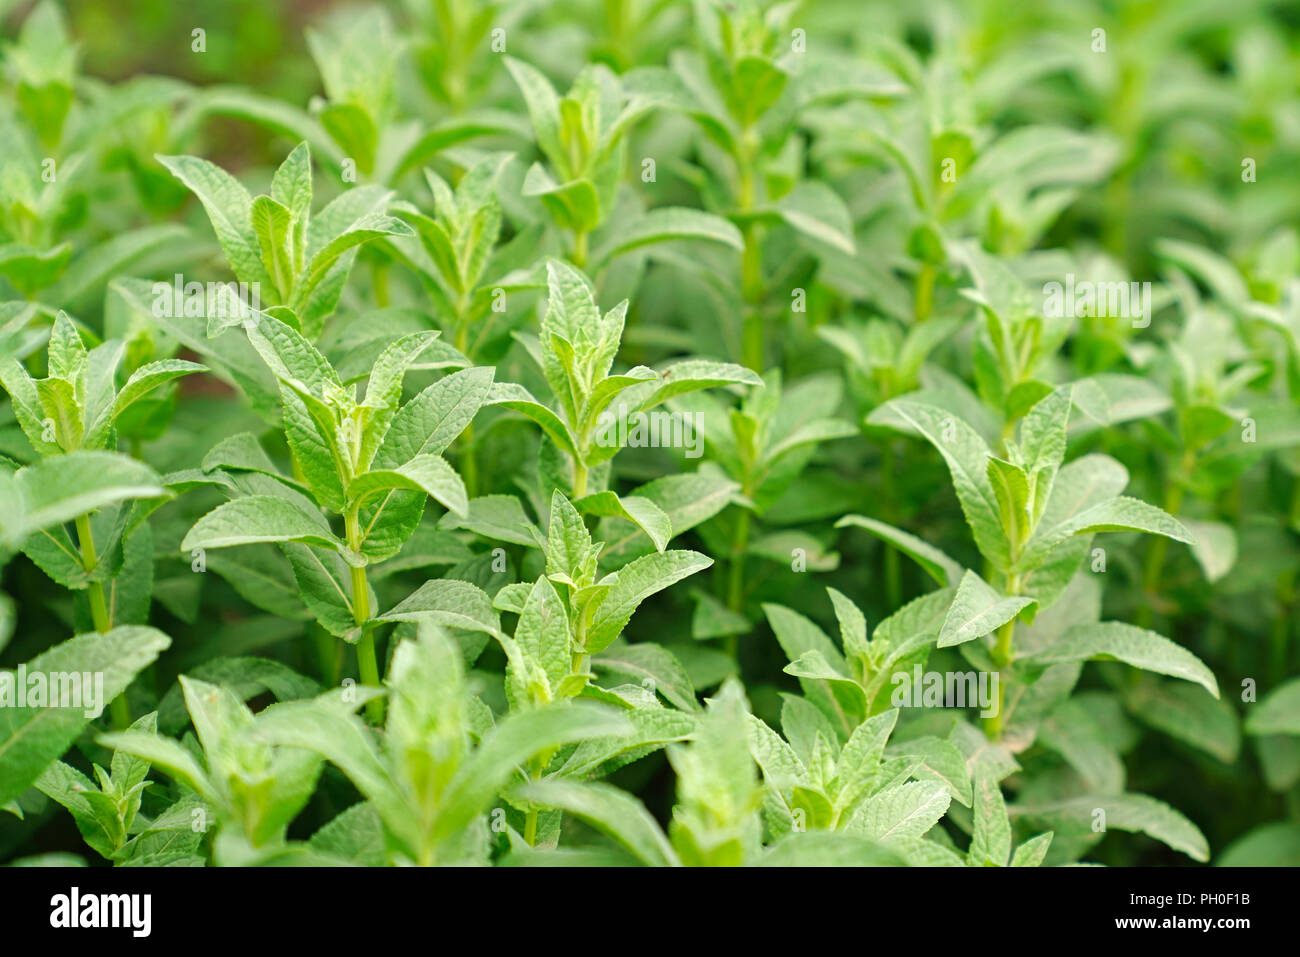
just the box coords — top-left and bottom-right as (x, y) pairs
(545, 490), (595, 581)
(109, 359), (207, 422)
(825, 587), (868, 661)
(764, 604), (860, 738)
(282, 543), (357, 636)
(95, 730), (217, 806)
(833, 709), (899, 814)
(441, 495), (541, 547)
(868, 400), (1010, 569)
(594, 207), (743, 265)
(1246, 679), (1300, 736)
(593, 643), (699, 712)
(5, 452), (164, 545)
(271, 142), (313, 226)
(485, 382), (578, 456)
(1126, 681), (1239, 763)
(513, 779), (677, 867)
(309, 802), (385, 867)
(504, 57), (565, 173)
(586, 551), (713, 654)
(1217, 822), (1300, 866)
(294, 212), (413, 310)
(773, 182), (855, 255)
(515, 577), (572, 692)
(181, 495), (343, 553)
(377, 579), (503, 639)
(847, 781), (951, 843)
(247, 701), (402, 831)
(375, 366), (494, 468)
(1023, 622), (1218, 697)
(629, 359), (762, 412)
(575, 492), (670, 553)
(760, 831), (903, 866)
(251, 195), (294, 297)
(1011, 793), (1209, 863)
(1051, 496), (1193, 545)
(598, 469), (739, 565)
(0, 627), (171, 805)
(968, 772), (1012, 866)
(437, 702), (633, 841)
(1010, 832), (1054, 867)
(1037, 698), (1125, 793)
(349, 454), (468, 519)
(835, 515), (963, 587)
(1182, 519), (1237, 583)
(886, 736), (974, 808)
(157, 154), (269, 286)
(938, 570), (1035, 648)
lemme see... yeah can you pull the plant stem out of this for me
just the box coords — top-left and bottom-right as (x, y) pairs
(572, 229), (588, 269)
(1138, 451), (1192, 629)
(881, 441), (901, 610)
(454, 301), (480, 497)
(572, 458), (588, 498)
(725, 508), (752, 659)
(741, 224), (764, 371)
(460, 422), (479, 498)
(914, 263), (935, 322)
(983, 573), (1021, 741)
(76, 514), (129, 729)
(1273, 567), (1295, 683)
(737, 126), (764, 371)
(346, 510), (384, 724)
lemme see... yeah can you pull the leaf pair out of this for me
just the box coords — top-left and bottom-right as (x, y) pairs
(488, 260), (759, 502)
(99, 675), (343, 863)
(253, 621), (633, 865)
(1, 312), (204, 457)
(159, 143), (413, 337)
(184, 317), (488, 575)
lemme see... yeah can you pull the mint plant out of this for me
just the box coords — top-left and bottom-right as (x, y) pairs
(180, 312), (486, 721)
(2, 0), (1298, 871)
(159, 143), (413, 338)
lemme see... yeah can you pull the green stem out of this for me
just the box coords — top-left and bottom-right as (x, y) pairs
(914, 263), (935, 322)
(76, 514), (129, 728)
(741, 224), (764, 371)
(983, 574), (1020, 741)
(1138, 451), (1191, 629)
(572, 229), (588, 269)
(737, 124), (764, 371)
(373, 262), (390, 308)
(1273, 568), (1295, 683)
(75, 515), (110, 633)
(725, 508), (752, 659)
(460, 421), (479, 498)
(312, 623), (339, 686)
(453, 303), (480, 498)
(346, 511), (384, 724)
(572, 458), (588, 499)
(881, 441), (901, 610)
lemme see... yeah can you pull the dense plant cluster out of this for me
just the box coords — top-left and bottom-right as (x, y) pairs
(1, 0), (1299, 867)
